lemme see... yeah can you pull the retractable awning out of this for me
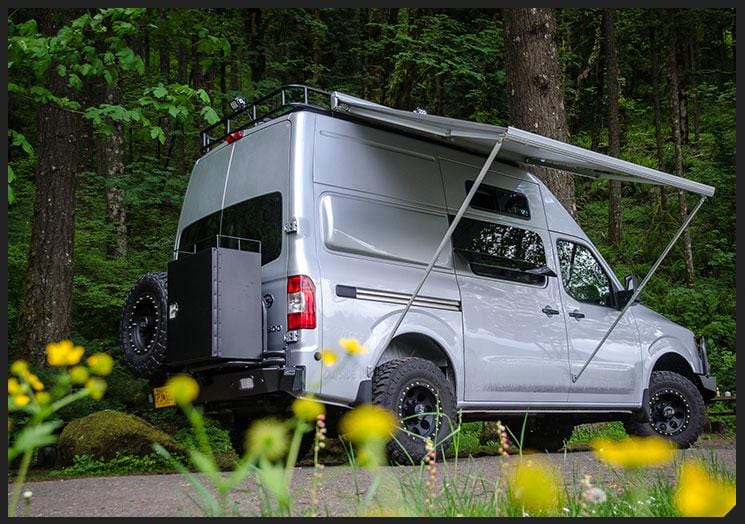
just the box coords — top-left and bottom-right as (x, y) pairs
(330, 90), (716, 384)
(330, 91), (715, 197)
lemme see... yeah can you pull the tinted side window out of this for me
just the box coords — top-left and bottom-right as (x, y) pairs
(179, 192), (283, 266)
(465, 181), (530, 219)
(452, 217), (547, 285)
(556, 240), (613, 307)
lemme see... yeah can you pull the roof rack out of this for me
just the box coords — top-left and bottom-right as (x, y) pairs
(200, 84), (331, 154)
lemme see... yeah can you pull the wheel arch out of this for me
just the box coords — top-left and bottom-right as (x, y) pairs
(376, 332), (458, 397)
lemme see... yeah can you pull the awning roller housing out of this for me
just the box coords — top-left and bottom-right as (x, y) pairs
(330, 91), (715, 197)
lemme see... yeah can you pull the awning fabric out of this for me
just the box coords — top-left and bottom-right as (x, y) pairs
(330, 91), (715, 197)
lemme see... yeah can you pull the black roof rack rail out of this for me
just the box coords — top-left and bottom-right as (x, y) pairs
(200, 84), (331, 154)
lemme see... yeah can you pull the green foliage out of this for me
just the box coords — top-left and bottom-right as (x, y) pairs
(51, 453), (172, 477)
(174, 418), (235, 454)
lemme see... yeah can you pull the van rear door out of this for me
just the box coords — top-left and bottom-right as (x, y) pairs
(175, 120), (292, 359)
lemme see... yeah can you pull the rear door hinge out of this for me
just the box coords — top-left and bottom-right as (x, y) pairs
(284, 330), (299, 343)
(283, 218), (298, 233)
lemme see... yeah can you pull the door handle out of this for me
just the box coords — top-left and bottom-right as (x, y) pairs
(542, 306), (560, 316)
(569, 309), (586, 320)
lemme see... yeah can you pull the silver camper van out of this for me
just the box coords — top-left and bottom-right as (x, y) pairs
(120, 85), (716, 462)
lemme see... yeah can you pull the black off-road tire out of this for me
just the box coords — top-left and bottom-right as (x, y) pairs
(120, 272), (169, 379)
(624, 370), (706, 448)
(372, 357), (457, 464)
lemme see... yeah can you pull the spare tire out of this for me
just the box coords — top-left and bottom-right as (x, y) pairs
(120, 272), (169, 378)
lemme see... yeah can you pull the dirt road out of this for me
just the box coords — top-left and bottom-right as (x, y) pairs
(8, 445), (736, 517)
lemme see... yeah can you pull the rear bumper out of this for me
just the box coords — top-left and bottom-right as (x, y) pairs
(194, 366), (305, 404)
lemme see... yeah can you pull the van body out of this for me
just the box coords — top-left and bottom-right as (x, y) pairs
(121, 92), (716, 460)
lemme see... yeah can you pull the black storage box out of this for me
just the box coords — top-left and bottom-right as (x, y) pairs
(167, 247), (263, 365)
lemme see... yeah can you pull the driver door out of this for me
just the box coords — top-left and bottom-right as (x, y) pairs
(552, 236), (643, 406)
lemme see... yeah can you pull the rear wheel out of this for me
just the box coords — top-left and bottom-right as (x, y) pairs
(624, 370), (706, 448)
(120, 272), (169, 379)
(372, 358), (457, 464)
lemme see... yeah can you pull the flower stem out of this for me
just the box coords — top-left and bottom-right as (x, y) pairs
(8, 449), (33, 517)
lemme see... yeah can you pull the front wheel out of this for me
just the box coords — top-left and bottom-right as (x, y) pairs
(372, 358), (457, 464)
(624, 370), (706, 448)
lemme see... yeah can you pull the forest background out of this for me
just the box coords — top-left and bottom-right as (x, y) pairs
(7, 8), (736, 429)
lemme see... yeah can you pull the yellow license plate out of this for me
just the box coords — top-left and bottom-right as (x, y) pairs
(153, 386), (176, 408)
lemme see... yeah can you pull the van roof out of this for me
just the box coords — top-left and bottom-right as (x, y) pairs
(199, 85), (714, 198)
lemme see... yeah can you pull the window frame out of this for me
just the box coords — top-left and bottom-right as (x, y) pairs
(555, 237), (619, 308)
(451, 215), (550, 287)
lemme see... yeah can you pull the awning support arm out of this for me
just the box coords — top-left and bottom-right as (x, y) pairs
(377, 137), (505, 356)
(572, 195), (707, 383)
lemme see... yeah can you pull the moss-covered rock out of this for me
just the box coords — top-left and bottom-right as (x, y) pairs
(57, 409), (184, 466)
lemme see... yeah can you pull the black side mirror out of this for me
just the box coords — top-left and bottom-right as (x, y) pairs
(624, 273), (639, 291)
(525, 265), (558, 278)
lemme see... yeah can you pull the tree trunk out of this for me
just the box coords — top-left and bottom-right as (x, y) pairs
(312, 8), (322, 84)
(191, 34), (202, 88)
(220, 49), (228, 115)
(689, 40), (701, 144)
(159, 22), (170, 161)
(231, 55), (239, 93)
(98, 84), (128, 259)
(603, 9), (622, 246)
(503, 7), (577, 219)
(17, 11), (82, 364)
(649, 17), (668, 214)
(590, 50), (605, 152)
(667, 23), (695, 287)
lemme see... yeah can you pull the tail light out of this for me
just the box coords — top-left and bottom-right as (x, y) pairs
(287, 275), (316, 330)
(225, 130), (243, 144)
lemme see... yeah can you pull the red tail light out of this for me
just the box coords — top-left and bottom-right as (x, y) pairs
(225, 130), (244, 144)
(287, 275), (316, 330)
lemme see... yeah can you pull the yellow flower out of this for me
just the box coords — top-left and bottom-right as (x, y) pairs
(86, 353), (114, 376)
(46, 340), (85, 366)
(8, 378), (23, 396)
(508, 459), (561, 515)
(10, 360), (29, 376)
(319, 349), (338, 367)
(12, 394), (31, 408)
(26, 373), (44, 391)
(165, 375), (199, 405)
(339, 404), (397, 444)
(85, 377), (107, 401)
(292, 396), (325, 422)
(70, 366), (90, 385)
(35, 391), (51, 405)
(675, 460), (736, 517)
(592, 436), (675, 468)
(246, 418), (289, 461)
(339, 337), (368, 355)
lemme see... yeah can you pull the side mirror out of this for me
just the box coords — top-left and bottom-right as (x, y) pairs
(624, 273), (639, 291)
(525, 265), (557, 278)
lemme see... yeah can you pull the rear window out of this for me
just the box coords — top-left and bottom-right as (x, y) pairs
(178, 192), (282, 265)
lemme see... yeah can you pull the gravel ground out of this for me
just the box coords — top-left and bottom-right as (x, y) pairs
(8, 443), (736, 517)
